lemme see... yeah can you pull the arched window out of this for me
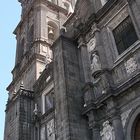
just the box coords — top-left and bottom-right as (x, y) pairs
(48, 21), (58, 42)
(126, 109), (140, 140)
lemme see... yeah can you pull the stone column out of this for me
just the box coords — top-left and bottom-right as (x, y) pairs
(112, 114), (124, 140)
(53, 36), (91, 140)
(107, 98), (124, 140)
(78, 36), (92, 83)
(87, 111), (101, 140)
(92, 125), (101, 140)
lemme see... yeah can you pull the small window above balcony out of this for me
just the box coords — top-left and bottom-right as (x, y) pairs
(113, 16), (138, 55)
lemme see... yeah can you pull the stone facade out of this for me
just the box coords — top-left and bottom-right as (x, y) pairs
(4, 0), (140, 140)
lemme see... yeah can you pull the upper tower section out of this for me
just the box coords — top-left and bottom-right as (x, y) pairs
(7, 0), (77, 99)
(18, 0), (76, 18)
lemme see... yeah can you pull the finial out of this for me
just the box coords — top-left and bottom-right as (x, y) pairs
(33, 103), (38, 116)
(20, 80), (24, 89)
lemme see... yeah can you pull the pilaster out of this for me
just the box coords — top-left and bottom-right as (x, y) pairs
(107, 98), (124, 140)
(87, 110), (101, 140)
(78, 36), (92, 83)
(53, 36), (90, 140)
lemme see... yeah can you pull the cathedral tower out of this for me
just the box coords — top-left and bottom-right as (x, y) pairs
(8, 0), (75, 96)
(4, 0), (76, 140)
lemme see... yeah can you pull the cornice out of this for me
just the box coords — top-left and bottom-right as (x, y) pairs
(5, 88), (34, 112)
(64, 0), (123, 41)
(13, 1), (35, 35)
(82, 72), (140, 115)
(33, 62), (53, 94)
(7, 53), (46, 91)
(14, 0), (68, 35)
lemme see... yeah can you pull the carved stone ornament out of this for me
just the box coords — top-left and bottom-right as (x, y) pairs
(121, 109), (132, 128)
(47, 119), (55, 140)
(87, 37), (96, 53)
(90, 51), (102, 75)
(100, 121), (115, 140)
(107, 6), (128, 29)
(46, 55), (52, 65)
(45, 47), (52, 65)
(91, 24), (100, 34)
(125, 57), (137, 75)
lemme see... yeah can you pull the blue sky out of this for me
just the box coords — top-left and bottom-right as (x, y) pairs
(0, 1), (21, 139)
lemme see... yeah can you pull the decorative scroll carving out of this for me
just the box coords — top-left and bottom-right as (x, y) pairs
(100, 121), (115, 140)
(125, 57), (137, 75)
(87, 37), (96, 52)
(121, 109), (132, 128)
(47, 119), (55, 140)
(45, 55), (52, 65)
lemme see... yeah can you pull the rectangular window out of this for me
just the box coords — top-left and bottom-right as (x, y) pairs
(45, 92), (54, 112)
(113, 16), (138, 55)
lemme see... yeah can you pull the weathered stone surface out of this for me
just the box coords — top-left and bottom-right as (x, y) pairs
(4, 0), (140, 140)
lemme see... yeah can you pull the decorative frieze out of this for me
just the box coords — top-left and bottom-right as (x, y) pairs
(87, 37), (96, 53)
(47, 119), (55, 140)
(125, 57), (137, 75)
(107, 5), (128, 29)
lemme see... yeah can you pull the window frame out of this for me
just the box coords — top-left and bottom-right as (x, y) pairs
(113, 16), (138, 55)
(42, 85), (54, 115)
(44, 91), (54, 113)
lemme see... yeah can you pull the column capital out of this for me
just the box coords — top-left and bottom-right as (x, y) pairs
(78, 36), (87, 48)
(91, 23), (100, 35)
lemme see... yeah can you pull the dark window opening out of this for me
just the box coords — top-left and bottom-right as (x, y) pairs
(113, 16), (138, 55)
(45, 92), (54, 112)
(134, 116), (140, 140)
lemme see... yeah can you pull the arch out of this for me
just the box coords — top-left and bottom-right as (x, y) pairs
(125, 106), (140, 140)
(134, 116), (140, 140)
(47, 21), (59, 41)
